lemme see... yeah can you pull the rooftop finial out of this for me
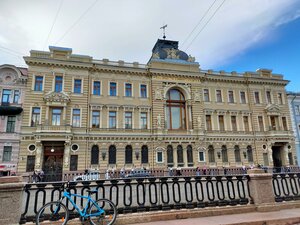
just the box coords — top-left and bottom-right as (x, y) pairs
(160, 24), (167, 40)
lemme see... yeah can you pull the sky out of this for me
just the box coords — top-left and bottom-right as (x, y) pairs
(0, 0), (299, 92)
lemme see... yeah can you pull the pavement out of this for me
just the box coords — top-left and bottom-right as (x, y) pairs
(128, 207), (300, 225)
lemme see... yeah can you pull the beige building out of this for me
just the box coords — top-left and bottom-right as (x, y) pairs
(17, 40), (295, 181)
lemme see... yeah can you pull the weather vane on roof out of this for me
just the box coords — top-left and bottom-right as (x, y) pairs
(160, 24), (167, 40)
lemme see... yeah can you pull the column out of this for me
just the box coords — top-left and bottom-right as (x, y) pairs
(284, 144), (289, 166)
(35, 141), (42, 170)
(63, 106), (67, 125)
(173, 145), (177, 168)
(64, 141), (71, 169)
(45, 105), (49, 125)
(268, 143), (273, 166)
(183, 145), (187, 167)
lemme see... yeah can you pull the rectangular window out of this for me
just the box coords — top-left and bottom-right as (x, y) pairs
(110, 82), (117, 96)
(140, 112), (147, 129)
(13, 90), (20, 103)
(34, 76), (43, 91)
(6, 116), (16, 133)
(125, 83), (132, 97)
(278, 93), (283, 105)
(258, 116), (264, 131)
(26, 155), (35, 172)
(282, 117), (288, 131)
(3, 146), (12, 162)
(125, 112), (132, 129)
(109, 111), (116, 128)
(198, 151), (205, 162)
(240, 91), (246, 104)
(254, 92), (260, 104)
(206, 115), (212, 131)
(140, 84), (147, 98)
(270, 116), (276, 130)
(93, 81), (101, 95)
(2, 89), (11, 106)
(204, 89), (210, 102)
(72, 109), (81, 127)
(157, 151), (163, 163)
(92, 111), (100, 128)
(231, 116), (237, 131)
(243, 116), (249, 131)
(31, 107), (40, 126)
(218, 115), (225, 131)
(216, 90), (222, 102)
(52, 108), (62, 126)
(70, 155), (78, 171)
(55, 76), (63, 92)
(73, 79), (82, 93)
(296, 105), (300, 115)
(228, 91), (234, 103)
(266, 91), (272, 104)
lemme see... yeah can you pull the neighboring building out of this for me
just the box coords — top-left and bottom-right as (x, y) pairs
(17, 40), (295, 181)
(287, 92), (300, 165)
(0, 64), (27, 176)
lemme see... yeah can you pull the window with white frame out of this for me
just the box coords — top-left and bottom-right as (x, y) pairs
(93, 81), (101, 95)
(54, 76), (63, 92)
(3, 146), (12, 162)
(13, 90), (20, 103)
(296, 105), (300, 115)
(140, 84), (147, 98)
(203, 89), (210, 102)
(216, 90), (222, 102)
(125, 112), (132, 129)
(198, 150), (205, 162)
(31, 107), (40, 127)
(140, 112), (147, 129)
(109, 111), (117, 128)
(73, 79), (82, 94)
(72, 109), (81, 127)
(254, 91), (260, 104)
(278, 93), (283, 105)
(2, 89), (11, 105)
(34, 76), (43, 91)
(240, 91), (246, 104)
(109, 82), (117, 96)
(92, 111), (100, 128)
(156, 150), (163, 163)
(228, 90), (234, 103)
(125, 83), (132, 97)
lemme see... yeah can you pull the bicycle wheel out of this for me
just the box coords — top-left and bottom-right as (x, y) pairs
(89, 199), (117, 225)
(36, 201), (69, 225)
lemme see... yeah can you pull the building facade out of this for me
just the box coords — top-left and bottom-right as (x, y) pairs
(287, 92), (300, 165)
(0, 64), (27, 176)
(17, 40), (295, 180)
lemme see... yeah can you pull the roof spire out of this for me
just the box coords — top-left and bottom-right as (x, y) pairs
(160, 24), (167, 40)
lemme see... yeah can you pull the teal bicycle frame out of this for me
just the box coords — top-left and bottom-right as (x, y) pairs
(59, 190), (105, 219)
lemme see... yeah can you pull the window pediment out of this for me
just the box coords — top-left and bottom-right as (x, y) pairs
(43, 91), (70, 104)
(265, 104), (280, 115)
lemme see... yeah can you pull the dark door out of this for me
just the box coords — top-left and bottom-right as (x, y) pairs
(43, 146), (64, 182)
(272, 146), (282, 172)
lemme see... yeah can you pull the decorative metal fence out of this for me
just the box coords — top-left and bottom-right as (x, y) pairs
(20, 175), (252, 224)
(272, 173), (300, 202)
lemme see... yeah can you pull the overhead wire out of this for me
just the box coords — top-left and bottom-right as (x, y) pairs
(185, 0), (227, 51)
(181, 0), (218, 48)
(55, 0), (99, 45)
(43, 0), (64, 50)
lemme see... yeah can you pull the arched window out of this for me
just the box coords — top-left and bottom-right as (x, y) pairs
(166, 89), (186, 129)
(177, 145), (184, 166)
(108, 145), (116, 164)
(247, 145), (253, 162)
(125, 145), (133, 164)
(91, 145), (99, 165)
(187, 145), (193, 166)
(141, 145), (148, 164)
(167, 145), (173, 166)
(208, 145), (215, 163)
(234, 145), (241, 162)
(222, 145), (228, 162)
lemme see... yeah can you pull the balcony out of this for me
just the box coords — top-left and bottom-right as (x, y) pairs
(0, 102), (23, 115)
(36, 125), (72, 133)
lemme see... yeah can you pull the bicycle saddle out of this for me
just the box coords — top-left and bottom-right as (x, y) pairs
(86, 190), (98, 194)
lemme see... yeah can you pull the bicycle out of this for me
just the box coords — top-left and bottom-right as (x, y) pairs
(36, 182), (117, 225)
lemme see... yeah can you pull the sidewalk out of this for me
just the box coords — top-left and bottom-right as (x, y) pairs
(129, 208), (300, 225)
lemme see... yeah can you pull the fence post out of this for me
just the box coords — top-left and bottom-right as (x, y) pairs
(247, 168), (275, 210)
(0, 176), (25, 225)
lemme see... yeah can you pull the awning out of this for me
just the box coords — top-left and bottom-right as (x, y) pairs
(0, 106), (23, 115)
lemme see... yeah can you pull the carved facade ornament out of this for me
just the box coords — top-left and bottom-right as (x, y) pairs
(166, 48), (179, 59)
(194, 90), (201, 102)
(155, 88), (163, 100)
(188, 55), (195, 62)
(265, 104), (281, 115)
(43, 91), (71, 104)
(152, 52), (160, 59)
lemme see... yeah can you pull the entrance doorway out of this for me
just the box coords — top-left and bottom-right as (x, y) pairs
(272, 146), (282, 172)
(43, 142), (64, 182)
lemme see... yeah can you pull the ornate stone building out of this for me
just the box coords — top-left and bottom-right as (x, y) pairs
(17, 40), (295, 180)
(0, 64), (27, 176)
